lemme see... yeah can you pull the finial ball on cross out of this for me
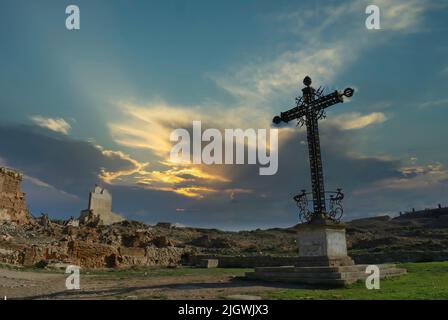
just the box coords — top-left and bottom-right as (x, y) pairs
(303, 76), (312, 87)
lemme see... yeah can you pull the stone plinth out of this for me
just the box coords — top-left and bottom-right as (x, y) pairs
(246, 220), (406, 286)
(296, 222), (354, 267)
(199, 259), (219, 268)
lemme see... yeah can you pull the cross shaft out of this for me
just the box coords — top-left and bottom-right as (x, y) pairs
(273, 76), (354, 223)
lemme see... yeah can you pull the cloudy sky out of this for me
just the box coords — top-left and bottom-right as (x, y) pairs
(0, 0), (447, 230)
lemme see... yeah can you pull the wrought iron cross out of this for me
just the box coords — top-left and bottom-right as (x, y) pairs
(273, 76), (354, 223)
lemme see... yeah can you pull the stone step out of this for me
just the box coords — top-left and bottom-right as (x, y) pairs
(249, 267), (405, 280)
(342, 268), (406, 280)
(246, 267), (406, 286)
(249, 271), (361, 280)
(378, 268), (407, 277)
(246, 272), (349, 286)
(254, 266), (296, 273)
(255, 264), (397, 274)
(251, 271), (350, 280)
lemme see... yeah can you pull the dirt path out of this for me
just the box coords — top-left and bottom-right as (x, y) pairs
(0, 268), (289, 300)
(0, 268), (67, 299)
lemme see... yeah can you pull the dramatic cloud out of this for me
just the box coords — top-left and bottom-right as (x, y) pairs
(29, 115), (72, 135)
(108, 101), (271, 155)
(0, 124), (142, 199)
(213, 46), (349, 104)
(210, 0), (433, 106)
(328, 112), (387, 130)
(98, 148), (149, 185)
(356, 162), (448, 192)
(418, 98), (448, 109)
(106, 101), (271, 198)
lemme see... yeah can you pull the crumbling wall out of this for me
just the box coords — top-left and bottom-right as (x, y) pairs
(0, 167), (30, 224)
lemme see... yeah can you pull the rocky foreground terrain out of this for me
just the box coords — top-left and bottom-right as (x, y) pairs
(1, 207), (448, 269)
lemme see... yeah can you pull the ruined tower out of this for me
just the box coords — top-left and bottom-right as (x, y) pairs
(79, 185), (124, 226)
(0, 167), (31, 224)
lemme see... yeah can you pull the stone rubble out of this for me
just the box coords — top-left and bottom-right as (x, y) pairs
(0, 220), (191, 269)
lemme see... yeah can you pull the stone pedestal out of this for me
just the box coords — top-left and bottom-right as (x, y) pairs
(245, 220), (406, 286)
(296, 222), (354, 267)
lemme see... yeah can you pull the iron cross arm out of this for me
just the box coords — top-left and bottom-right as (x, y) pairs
(273, 88), (354, 124)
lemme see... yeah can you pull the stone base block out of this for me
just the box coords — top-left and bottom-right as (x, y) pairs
(295, 221), (355, 267)
(245, 264), (406, 287)
(297, 222), (349, 258)
(198, 259), (219, 268)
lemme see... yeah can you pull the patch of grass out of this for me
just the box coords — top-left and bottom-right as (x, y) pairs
(0, 263), (251, 278)
(259, 262), (448, 300)
(83, 266), (251, 279)
(0, 262), (66, 274)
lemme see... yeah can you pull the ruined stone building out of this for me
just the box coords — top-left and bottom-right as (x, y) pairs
(0, 167), (31, 224)
(79, 185), (124, 226)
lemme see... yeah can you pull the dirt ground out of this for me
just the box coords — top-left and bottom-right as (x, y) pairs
(0, 267), (288, 300)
